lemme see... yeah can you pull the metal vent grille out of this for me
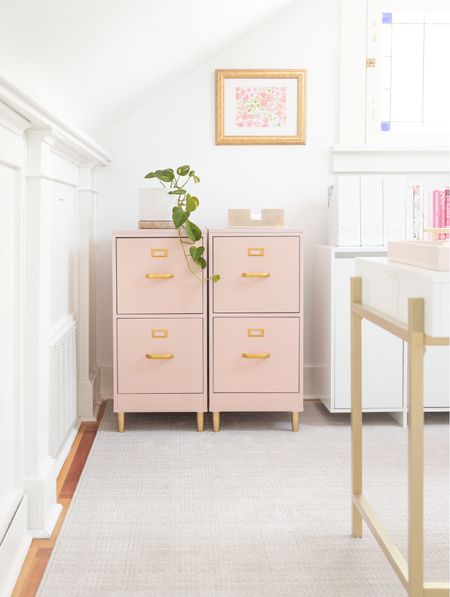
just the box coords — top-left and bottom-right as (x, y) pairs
(49, 321), (77, 457)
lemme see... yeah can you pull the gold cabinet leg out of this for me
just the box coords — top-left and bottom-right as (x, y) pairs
(196, 412), (204, 432)
(407, 298), (425, 596)
(351, 277), (363, 539)
(212, 412), (220, 433)
(117, 412), (125, 433)
(291, 412), (300, 432)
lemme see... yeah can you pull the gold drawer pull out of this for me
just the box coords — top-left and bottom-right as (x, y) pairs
(242, 353), (270, 359)
(241, 272), (270, 278)
(145, 273), (174, 279)
(146, 353), (174, 360)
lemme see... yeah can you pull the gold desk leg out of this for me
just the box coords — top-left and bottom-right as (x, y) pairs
(408, 298), (425, 597)
(196, 412), (205, 432)
(212, 412), (220, 433)
(117, 412), (125, 433)
(291, 412), (300, 432)
(351, 277), (363, 538)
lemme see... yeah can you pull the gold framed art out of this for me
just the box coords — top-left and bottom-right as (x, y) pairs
(215, 69), (306, 145)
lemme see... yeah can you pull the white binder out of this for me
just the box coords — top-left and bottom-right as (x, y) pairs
(360, 175), (383, 246)
(327, 176), (360, 246)
(383, 175), (406, 242)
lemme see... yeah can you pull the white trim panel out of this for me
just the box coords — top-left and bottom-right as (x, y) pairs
(332, 145), (450, 172)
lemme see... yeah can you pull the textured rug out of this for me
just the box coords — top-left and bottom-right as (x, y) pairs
(38, 402), (449, 597)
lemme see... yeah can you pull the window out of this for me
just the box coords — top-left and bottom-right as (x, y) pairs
(366, 1), (450, 145)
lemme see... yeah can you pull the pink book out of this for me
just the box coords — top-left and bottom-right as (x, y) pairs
(439, 189), (446, 240)
(412, 184), (423, 240)
(445, 188), (450, 240)
(433, 190), (445, 240)
(427, 190), (434, 229)
(433, 190), (441, 227)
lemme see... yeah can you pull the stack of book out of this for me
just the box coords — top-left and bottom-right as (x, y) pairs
(410, 186), (450, 240)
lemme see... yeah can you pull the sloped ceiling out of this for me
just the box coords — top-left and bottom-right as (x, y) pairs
(0, 0), (297, 136)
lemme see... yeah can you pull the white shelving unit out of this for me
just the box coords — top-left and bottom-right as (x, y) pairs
(313, 245), (406, 425)
(313, 245), (449, 424)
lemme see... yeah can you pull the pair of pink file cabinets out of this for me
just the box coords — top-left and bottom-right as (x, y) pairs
(112, 228), (303, 432)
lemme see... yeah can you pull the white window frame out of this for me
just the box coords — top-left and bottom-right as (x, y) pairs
(365, 0), (450, 146)
(334, 0), (450, 173)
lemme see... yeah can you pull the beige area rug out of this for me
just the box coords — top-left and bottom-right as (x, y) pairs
(38, 402), (449, 597)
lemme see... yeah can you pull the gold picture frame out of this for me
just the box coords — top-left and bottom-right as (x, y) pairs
(215, 69), (306, 145)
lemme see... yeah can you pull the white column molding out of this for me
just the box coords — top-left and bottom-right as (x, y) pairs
(0, 102), (30, 167)
(26, 128), (55, 173)
(23, 137), (61, 532)
(79, 165), (97, 191)
(0, 75), (111, 167)
(27, 128), (79, 186)
(22, 123), (109, 535)
(0, 100), (30, 134)
(77, 167), (97, 420)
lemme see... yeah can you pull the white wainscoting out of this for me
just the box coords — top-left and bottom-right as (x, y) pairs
(0, 497), (31, 597)
(0, 78), (110, 591)
(0, 102), (31, 597)
(49, 319), (78, 458)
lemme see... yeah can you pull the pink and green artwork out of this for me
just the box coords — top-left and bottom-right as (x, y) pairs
(235, 86), (287, 128)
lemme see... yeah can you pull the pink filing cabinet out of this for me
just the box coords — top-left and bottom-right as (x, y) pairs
(208, 228), (304, 431)
(112, 230), (208, 432)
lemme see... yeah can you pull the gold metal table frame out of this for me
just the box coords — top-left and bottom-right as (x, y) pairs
(351, 277), (450, 597)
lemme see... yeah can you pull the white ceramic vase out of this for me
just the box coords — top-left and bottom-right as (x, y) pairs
(138, 188), (173, 221)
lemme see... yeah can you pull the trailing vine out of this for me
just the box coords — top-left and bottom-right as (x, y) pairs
(144, 165), (220, 282)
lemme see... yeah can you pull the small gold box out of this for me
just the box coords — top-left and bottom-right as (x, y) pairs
(228, 209), (284, 227)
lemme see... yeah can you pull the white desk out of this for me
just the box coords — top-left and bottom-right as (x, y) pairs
(356, 258), (449, 412)
(350, 261), (449, 596)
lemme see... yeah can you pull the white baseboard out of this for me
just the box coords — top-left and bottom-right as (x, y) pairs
(303, 364), (316, 397)
(53, 426), (79, 474)
(98, 366), (113, 401)
(24, 422), (79, 538)
(30, 503), (62, 540)
(24, 468), (62, 539)
(78, 378), (95, 419)
(0, 497), (32, 597)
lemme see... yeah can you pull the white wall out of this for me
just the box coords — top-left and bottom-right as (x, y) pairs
(96, 0), (340, 384)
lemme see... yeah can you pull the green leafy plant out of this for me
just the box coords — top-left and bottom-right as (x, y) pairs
(144, 165), (220, 282)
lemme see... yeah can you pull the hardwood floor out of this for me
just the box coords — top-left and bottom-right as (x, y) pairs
(12, 402), (106, 597)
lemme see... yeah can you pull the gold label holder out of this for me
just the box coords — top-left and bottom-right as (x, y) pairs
(152, 329), (168, 338)
(248, 247), (264, 257)
(248, 328), (265, 337)
(151, 248), (168, 258)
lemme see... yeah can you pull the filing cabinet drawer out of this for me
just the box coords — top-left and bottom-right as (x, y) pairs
(212, 236), (300, 313)
(213, 317), (300, 393)
(117, 318), (203, 394)
(116, 238), (203, 314)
